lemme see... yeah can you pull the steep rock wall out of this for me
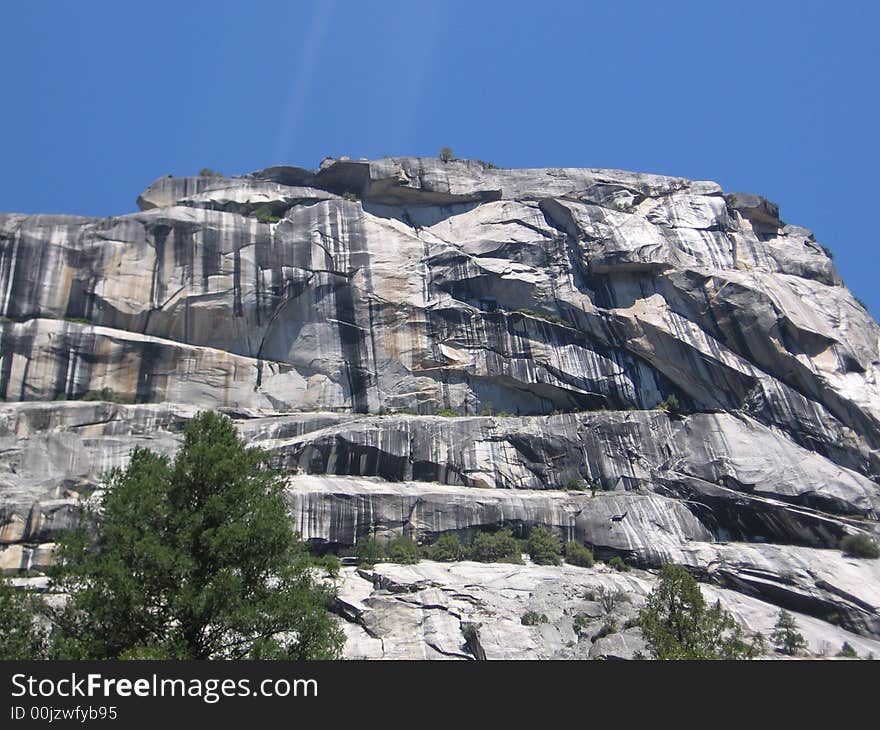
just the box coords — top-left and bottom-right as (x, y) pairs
(2, 157), (879, 655)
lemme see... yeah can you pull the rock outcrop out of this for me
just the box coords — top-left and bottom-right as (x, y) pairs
(334, 561), (880, 660)
(2, 157), (879, 657)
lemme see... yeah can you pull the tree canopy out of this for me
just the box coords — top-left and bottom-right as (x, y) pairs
(48, 411), (343, 660)
(0, 576), (47, 659)
(526, 526), (562, 565)
(639, 565), (765, 660)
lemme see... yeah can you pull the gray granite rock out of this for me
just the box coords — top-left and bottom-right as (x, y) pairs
(331, 561), (880, 660)
(2, 157), (880, 657)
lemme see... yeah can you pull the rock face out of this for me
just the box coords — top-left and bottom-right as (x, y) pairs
(1, 157), (879, 657)
(335, 561), (880, 660)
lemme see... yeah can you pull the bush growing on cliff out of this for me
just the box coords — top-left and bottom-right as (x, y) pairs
(639, 565), (765, 660)
(839, 533), (880, 559)
(608, 556), (630, 572)
(199, 168), (222, 177)
(513, 308), (569, 327)
(526, 526), (562, 566)
(254, 205), (281, 224)
(439, 147), (454, 162)
(470, 529), (522, 564)
(48, 411), (343, 660)
(563, 541), (595, 568)
(521, 611), (548, 626)
(354, 536), (386, 566)
(593, 619), (618, 641)
(81, 387), (124, 404)
(655, 395), (680, 413)
(387, 536), (420, 565)
(425, 533), (467, 562)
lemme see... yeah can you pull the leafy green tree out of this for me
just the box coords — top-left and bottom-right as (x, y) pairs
(639, 565), (764, 660)
(354, 536), (386, 566)
(0, 577), (47, 659)
(439, 147), (454, 162)
(563, 541), (595, 567)
(836, 641), (858, 658)
(608, 556), (630, 572)
(470, 529), (522, 564)
(387, 536), (420, 565)
(526, 526), (562, 565)
(770, 609), (808, 656)
(425, 533), (467, 562)
(48, 411), (343, 660)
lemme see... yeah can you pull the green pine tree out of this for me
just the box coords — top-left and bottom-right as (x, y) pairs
(526, 526), (563, 566)
(639, 565), (764, 660)
(48, 411), (344, 660)
(425, 533), (467, 562)
(0, 576), (47, 659)
(770, 609), (808, 656)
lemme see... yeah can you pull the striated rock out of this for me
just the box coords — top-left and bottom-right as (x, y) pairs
(136, 174), (232, 211)
(331, 561), (880, 660)
(2, 157), (880, 656)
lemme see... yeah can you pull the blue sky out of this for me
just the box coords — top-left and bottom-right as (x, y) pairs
(1, 1), (878, 314)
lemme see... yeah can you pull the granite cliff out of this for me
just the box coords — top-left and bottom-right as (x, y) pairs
(2, 156), (879, 658)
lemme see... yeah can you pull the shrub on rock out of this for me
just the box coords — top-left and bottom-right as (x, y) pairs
(563, 541), (595, 567)
(839, 533), (880, 558)
(526, 526), (562, 566)
(470, 529), (522, 564)
(425, 533), (467, 562)
(387, 536), (420, 565)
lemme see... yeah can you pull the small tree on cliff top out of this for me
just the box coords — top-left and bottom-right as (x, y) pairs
(49, 411), (343, 660)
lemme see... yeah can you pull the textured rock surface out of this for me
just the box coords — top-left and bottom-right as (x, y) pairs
(2, 157), (879, 657)
(334, 561), (880, 660)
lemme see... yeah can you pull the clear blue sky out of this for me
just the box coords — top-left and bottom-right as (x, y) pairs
(2, 1), (878, 314)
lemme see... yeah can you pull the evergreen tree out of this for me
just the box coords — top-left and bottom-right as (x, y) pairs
(387, 536), (420, 564)
(0, 576), (47, 659)
(49, 411), (343, 660)
(425, 533), (467, 562)
(639, 565), (764, 660)
(563, 541), (595, 568)
(526, 526), (563, 565)
(470, 529), (522, 564)
(771, 609), (808, 656)
(354, 536), (386, 566)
